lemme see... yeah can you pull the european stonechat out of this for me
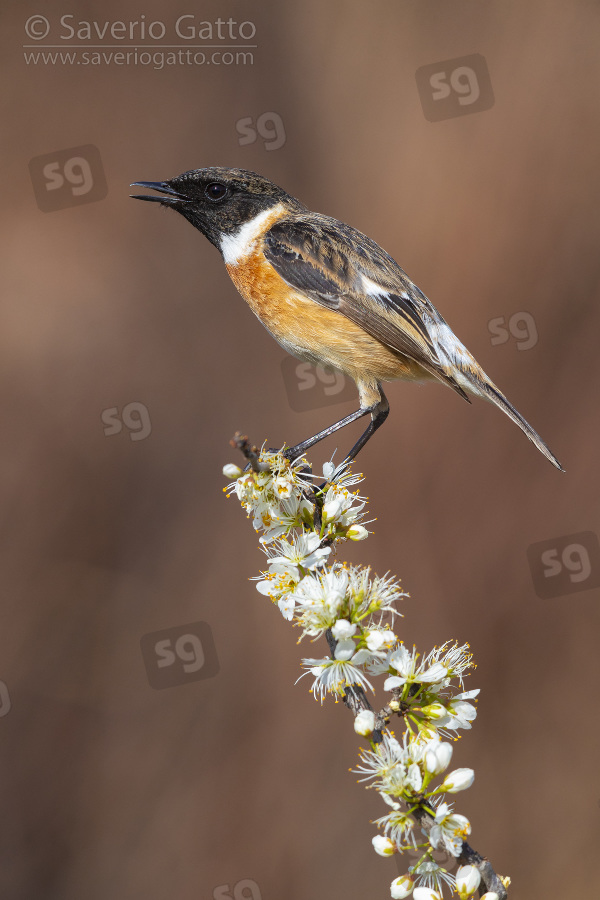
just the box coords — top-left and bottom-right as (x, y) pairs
(131, 167), (563, 471)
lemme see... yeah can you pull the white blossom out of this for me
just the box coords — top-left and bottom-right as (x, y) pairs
(422, 642), (474, 688)
(300, 657), (374, 703)
(255, 569), (298, 616)
(225, 449), (314, 540)
(224, 447), (493, 892)
(429, 802), (471, 857)
(410, 859), (455, 894)
(378, 644), (445, 687)
(264, 532), (330, 580)
(443, 699), (478, 731)
(354, 733), (404, 783)
(365, 628), (396, 652)
(293, 568), (349, 636)
(374, 807), (417, 848)
(318, 478), (369, 539)
(347, 568), (406, 620)
(273, 475), (294, 498)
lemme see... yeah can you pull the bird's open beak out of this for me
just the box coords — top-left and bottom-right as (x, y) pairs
(130, 182), (191, 204)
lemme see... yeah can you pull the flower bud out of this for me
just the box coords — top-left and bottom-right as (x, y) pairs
(365, 629), (395, 650)
(413, 888), (441, 900)
(441, 768), (475, 793)
(419, 701), (447, 720)
(331, 619), (357, 640)
(354, 710), (376, 736)
(347, 524), (369, 541)
(455, 865), (481, 898)
(372, 834), (395, 857)
(390, 874), (415, 898)
(424, 741), (453, 775)
(322, 461), (335, 481)
(223, 463), (243, 479)
(480, 894), (499, 900)
(365, 629), (385, 651)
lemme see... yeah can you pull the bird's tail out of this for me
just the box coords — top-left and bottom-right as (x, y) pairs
(461, 371), (564, 471)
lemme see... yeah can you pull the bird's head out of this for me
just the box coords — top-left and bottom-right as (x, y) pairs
(131, 167), (303, 250)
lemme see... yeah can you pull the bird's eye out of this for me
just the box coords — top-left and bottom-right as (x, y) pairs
(205, 182), (227, 201)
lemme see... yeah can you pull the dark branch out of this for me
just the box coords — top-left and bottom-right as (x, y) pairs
(230, 432), (269, 473)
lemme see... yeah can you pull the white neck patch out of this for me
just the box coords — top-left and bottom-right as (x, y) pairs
(220, 203), (285, 265)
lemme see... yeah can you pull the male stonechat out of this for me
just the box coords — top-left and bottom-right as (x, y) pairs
(131, 167), (563, 471)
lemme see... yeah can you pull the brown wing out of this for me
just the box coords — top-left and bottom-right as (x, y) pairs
(263, 214), (470, 401)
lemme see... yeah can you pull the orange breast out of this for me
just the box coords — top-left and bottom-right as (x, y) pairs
(225, 249), (431, 385)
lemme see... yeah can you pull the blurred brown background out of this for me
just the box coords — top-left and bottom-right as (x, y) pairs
(1, 0), (599, 897)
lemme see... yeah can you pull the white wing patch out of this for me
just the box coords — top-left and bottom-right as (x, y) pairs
(361, 274), (390, 298)
(220, 202), (286, 265)
(361, 274), (410, 301)
(429, 322), (481, 396)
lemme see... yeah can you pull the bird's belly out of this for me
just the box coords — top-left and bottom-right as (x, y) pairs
(225, 254), (431, 384)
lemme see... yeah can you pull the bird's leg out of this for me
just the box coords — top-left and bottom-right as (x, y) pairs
(343, 393), (389, 463)
(284, 387), (390, 465)
(283, 407), (370, 461)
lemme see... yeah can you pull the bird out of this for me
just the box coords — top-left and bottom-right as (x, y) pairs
(131, 167), (563, 471)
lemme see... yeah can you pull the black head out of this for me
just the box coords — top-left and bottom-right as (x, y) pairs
(131, 167), (305, 250)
